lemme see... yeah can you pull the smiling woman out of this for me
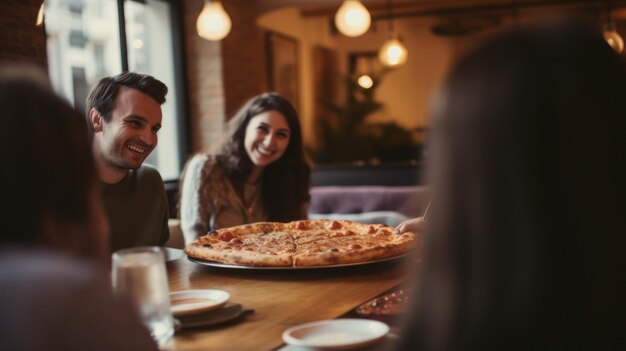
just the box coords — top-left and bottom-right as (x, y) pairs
(243, 110), (292, 182)
(179, 93), (311, 244)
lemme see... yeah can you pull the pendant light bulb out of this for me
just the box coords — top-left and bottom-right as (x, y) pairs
(603, 22), (624, 53)
(379, 37), (408, 67)
(334, 0), (371, 37)
(357, 74), (374, 89)
(196, 1), (232, 41)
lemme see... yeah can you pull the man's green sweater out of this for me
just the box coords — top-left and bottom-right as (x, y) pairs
(101, 164), (169, 253)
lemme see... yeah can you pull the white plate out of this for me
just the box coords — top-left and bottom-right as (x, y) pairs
(176, 303), (253, 329)
(169, 289), (230, 316)
(282, 319), (389, 350)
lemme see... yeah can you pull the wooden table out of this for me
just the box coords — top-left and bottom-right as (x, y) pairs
(165, 250), (412, 351)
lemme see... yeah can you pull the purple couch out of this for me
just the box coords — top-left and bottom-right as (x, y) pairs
(309, 186), (430, 219)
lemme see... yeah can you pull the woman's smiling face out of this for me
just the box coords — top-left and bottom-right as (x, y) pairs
(244, 110), (291, 169)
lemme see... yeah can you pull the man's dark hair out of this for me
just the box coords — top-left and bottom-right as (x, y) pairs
(85, 71), (168, 136)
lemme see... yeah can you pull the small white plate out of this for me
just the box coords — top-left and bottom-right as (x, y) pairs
(169, 289), (229, 316)
(282, 319), (389, 350)
(176, 303), (252, 330)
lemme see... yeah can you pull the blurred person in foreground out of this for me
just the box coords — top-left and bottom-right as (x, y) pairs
(0, 68), (158, 351)
(398, 21), (626, 350)
(179, 92), (310, 244)
(86, 72), (170, 252)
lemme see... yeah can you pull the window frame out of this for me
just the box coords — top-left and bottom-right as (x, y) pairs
(116, 0), (190, 180)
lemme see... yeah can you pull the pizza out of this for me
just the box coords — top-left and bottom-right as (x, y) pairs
(184, 219), (417, 267)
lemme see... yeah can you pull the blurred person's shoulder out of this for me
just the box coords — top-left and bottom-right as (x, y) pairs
(0, 249), (158, 351)
(0, 249), (98, 284)
(0, 250), (104, 347)
(0, 249), (107, 312)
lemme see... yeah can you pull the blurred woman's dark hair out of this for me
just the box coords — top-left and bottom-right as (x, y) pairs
(399, 21), (626, 350)
(214, 92), (310, 221)
(0, 71), (100, 258)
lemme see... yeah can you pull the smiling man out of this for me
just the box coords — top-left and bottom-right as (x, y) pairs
(86, 72), (169, 253)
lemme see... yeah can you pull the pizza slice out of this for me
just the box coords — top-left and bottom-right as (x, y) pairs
(184, 223), (295, 266)
(293, 228), (416, 267)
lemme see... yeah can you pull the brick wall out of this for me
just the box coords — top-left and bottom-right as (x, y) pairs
(183, 0), (266, 153)
(182, 0), (267, 154)
(182, 0), (227, 153)
(221, 0), (266, 118)
(0, 0), (47, 70)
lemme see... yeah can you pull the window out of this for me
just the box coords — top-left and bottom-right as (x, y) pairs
(124, 0), (181, 180)
(45, 0), (187, 181)
(71, 66), (88, 112)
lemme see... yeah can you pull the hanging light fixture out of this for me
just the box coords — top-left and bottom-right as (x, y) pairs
(604, 22), (624, 53)
(196, 0), (232, 41)
(603, 0), (624, 53)
(357, 74), (374, 89)
(379, 38), (408, 67)
(378, 0), (408, 67)
(36, 1), (45, 27)
(334, 0), (371, 37)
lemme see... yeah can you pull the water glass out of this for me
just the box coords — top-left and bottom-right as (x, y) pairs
(112, 246), (174, 346)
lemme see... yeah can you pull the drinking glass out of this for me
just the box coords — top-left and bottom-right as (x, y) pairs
(112, 246), (174, 346)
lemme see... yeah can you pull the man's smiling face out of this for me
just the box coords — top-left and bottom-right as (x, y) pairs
(94, 86), (162, 171)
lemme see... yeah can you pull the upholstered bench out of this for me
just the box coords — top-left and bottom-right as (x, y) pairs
(308, 185), (430, 227)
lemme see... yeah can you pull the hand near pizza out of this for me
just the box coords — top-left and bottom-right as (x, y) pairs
(185, 219), (417, 267)
(395, 217), (425, 235)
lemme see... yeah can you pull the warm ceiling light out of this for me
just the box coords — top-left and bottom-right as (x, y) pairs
(357, 74), (374, 89)
(196, 0), (232, 41)
(378, 0), (407, 67)
(603, 22), (624, 53)
(379, 37), (408, 67)
(334, 0), (371, 37)
(36, 2), (45, 27)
